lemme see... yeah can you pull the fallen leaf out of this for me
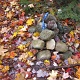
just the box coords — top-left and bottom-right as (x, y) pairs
(26, 18), (34, 26)
(9, 51), (17, 58)
(47, 76), (55, 80)
(49, 70), (58, 78)
(49, 8), (55, 16)
(0, 65), (4, 69)
(47, 70), (58, 80)
(10, 1), (17, 6)
(28, 51), (34, 57)
(62, 72), (70, 79)
(76, 67), (80, 79)
(19, 53), (28, 61)
(2, 66), (9, 72)
(18, 20), (23, 25)
(44, 60), (50, 66)
(0, 46), (8, 57)
(28, 4), (34, 8)
(6, 11), (13, 19)
(15, 73), (26, 80)
(1, 27), (9, 33)
(18, 44), (25, 50)
(67, 57), (77, 64)
(13, 32), (18, 37)
(33, 32), (40, 37)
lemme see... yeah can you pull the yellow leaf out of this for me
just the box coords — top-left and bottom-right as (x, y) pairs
(26, 42), (31, 47)
(18, 44), (25, 50)
(2, 66), (9, 72)
(49, 8), (55, 16)
(28, 52), (33, 57)
(15, 73), (26, 80)
(26, 18), (34, 26)
(76, 68), (80, 79)
(70, 31), (74, 38)
(44, 60), (50, 64)
(33, 32), (40, 37)
(0, 60), (2, 64)
(13, 32), (18, 37)
(18, 26), (24, 30)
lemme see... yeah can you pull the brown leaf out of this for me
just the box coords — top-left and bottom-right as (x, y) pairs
(67, 57), (77, 64)
(6, 11), (13, 19)
(0, 46), (8, 57)
(15, 73), (26, 80)
(1, 27), (9, 33)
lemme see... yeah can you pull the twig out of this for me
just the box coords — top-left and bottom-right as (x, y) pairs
(47, 63), (80, 70)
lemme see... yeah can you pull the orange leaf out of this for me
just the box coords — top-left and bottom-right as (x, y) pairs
(65, 19), (69, 23)
(51, 55), (56, 60)
(0, 65), (4, 69)
(9, 51), (17, 58)
(21, 12), (25, 16)
(18, 20), (23, 25)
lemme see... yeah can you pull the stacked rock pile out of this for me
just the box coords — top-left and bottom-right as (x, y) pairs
(0, 0), (80, 80)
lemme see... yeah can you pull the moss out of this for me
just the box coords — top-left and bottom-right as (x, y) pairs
(19, 0), (80, 21)
(57, 0), (80, 21)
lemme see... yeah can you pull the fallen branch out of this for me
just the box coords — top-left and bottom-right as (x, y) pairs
(47, 63), (80, 70)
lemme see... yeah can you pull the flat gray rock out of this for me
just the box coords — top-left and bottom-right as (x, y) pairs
(55, 41), (68, 52)
(37, 50), (51, 60)
(31, 39), (45, 49)
(40, 29), (54, 40)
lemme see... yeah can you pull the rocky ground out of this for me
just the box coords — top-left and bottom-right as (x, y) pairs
(0, 0), (80, 80)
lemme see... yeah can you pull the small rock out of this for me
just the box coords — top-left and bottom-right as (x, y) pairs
(53, 28), (59, 35)
(44, 14), (57, 23)
(47, 20), (57, 30)
(37, 50), (51, 60)
(31, 39), (45, 49)
(57, 22), (64, 34)
(63, 26), (72, 33)
(28, 26), (36, 33)
(40, 29), (54, 40)
(55, 41), (68, 52)
(26, 38), (32, 43)
(36, 22), (42, 32)
(46, 39), (55, 50)
(63, 51), (72, 59)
